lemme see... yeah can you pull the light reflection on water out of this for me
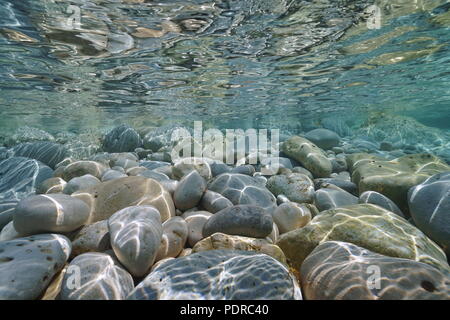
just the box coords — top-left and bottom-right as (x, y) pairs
(0, 0), (449, 135)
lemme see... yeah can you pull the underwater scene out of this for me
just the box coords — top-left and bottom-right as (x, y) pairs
(0, 0), (449, 301)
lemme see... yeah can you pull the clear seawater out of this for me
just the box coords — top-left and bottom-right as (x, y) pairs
(0, 0), (449, 135)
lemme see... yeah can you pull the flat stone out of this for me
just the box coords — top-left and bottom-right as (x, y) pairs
(304, 128), (340, 150)
(203, 205), (273, 239)
(155, 216), (188, 262)
(408, 172), (450, 255)
(0, 234), (71, 300)
(58, 252), (134, 300)
(273, 202), (312, 234)
(351, 154), (450, 213)
(360, 191), (404, 217)
(14, 194), (90, 236)
(72, 176), (175, 224)
(127, 250), (302, 300)
(301, 241), (450, 300)
(267, 173), (315, 204)
(108, 206), (163, 277)
(281, 136), (332, 178)
(174, 170), (206, 211)
(208, 173), (277, 214)
(192, 232), (287, 264)
(103, 125), (142, 153)
(277, 204), (449, 273)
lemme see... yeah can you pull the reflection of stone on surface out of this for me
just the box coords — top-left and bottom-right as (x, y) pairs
(0, 28), (38, 43)
(301, 241), (450, 300)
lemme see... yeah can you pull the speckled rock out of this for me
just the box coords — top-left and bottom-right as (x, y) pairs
(267, 173), (315, 204)
(108, 206), (163, 277)
(203, 205), (273, 239)
(273, 202), (312, 234)
(360, 191), (404, 217)
(200, 190), (233, 213)
(192, 232), (286, 264)
(314, 184), (358, 211)
(301, 241), (450, 300)
(70, 220), (111, 258)
(172, 157), (212, 180)
(127, 250), (302, 300)
(103, 125), (142, 153)
(14, 194), (90, 236)
(11, 142), (67, 169)
(155, 216), (188, 262)
(173, 170), (206, 211)
(208, 173), (277, 214)
(281, 136), (332, 178)
(72, 176), (175, 224)
(61, 161), (108, 181)
(0, 234), (71, 300)
(182, 210), (213, 247)
(408, 172), (450, 255)
(63, 174), (101, 195)
(277, 204), (449, 273)
(58, 252), (134, 300)
(351, 154), (450, 213)
(314, 178), (358, 195)
(304, 129), (340, 150)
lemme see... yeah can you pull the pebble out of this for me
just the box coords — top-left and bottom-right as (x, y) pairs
(314, 184), (359, 211)
(61, 160), (108, 181)
(173, 170), (207, 211)
(200, 190), (233, 213)
(360, 191), (404, 217)
(37, 177), (67, 194)
(63, 174), (101, 195)
(70, 220), (111, 258)
(11, 141), (67, 168)
(267, 173), (315, 204)
(155, 216), (188, 262)
(103, 125), (142, 153)
(273, 202), (312, 234)
(182, 210), (213, 247)
(304, 128), (340, 150)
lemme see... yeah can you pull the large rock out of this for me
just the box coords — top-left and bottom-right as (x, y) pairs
(72, 176), (175, 224)
(408, 172), (450, 255)
(103, 125), (142, 153)
(173, 170), (206, 211)
(267, 173), (315, 204)
(203, 205), (273, 239)
(61, 161), (108, 181)
(304, 129), (340, 150)
(108, 206), (163, 277)
(11, 142), (67, 169)
(0, 234), (71, 300)
(192, 232), (286, 264)
(127, 250), (302, 300)
(208, 173), (277, 214)
(281, 136), (332, 178)
(58, 252), (134, 300)
(0, 157), (53, 201)
(300, 241), (450, 300)
(14, 194), (90, 236)
(277, 204), (449, 273)
(351, 154), (450, 214)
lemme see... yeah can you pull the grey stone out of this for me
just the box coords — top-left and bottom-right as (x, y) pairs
(273, 202), (312, 234)
(108, 206), (163, 277)
(11, 142), (67, 169)
(173, 170), (207, 211)
(140, 161), (171, 171)
(360, 191), (404, 217)
(304, 128), (340, 150)
(127, 250), (302, 300)
(182, 211), (213, 247)
(0, 234), (71, 300)
(63, 174), (101, 195)
(201, 190), (233, 213)
(71, 220), (111, 258)
(230, 165), (256, 176)
(155, 216), (188, 262)
(14, 194), (90, 236)
(210, 161), (231, 177)
(203, 205), (273, 238)
(62, 161), (108, 181)
(101, 169), (127, 182)
(314, 184), (358, 211)
(314, 178), (358, 195)
(0, 200), (18, 230)
(37, 177), (67, 194)
(103, 125), (142, 153)
(0, 221), (20, 241)
(267, 173), (315, 204)
(138, 170), (170, 182)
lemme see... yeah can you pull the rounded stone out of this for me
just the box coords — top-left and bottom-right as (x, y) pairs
(173, 170), (207, 211)
(314, 184), (359, 211)
(127, 250), (302, 300)
(0, 234), (71, 300)
(103, 125), (142, 153)
(200, 190), (233, 213)
(108, 205), (163, 277)
(360, 191), (404, 217)
(59, 252), (134, 300)
(63, 174), (101, 195)
(172, 157), (212, 180)
(182, 210), (213, 247)
(72, 176), (175, 224)
(101, 169), (127, 182)
(273, 202), (312, 234)
(267, 173), (315, 204)
(304, 129), (340, 150)
(37, 177), (67, 194)
(155, 216), (188, 262)
(62, 161), (108, 181)
(70, 220), (111, 258)
(11, 141), (67, 169)
(301, 241), (450, 300)
(13, 194), (90, 236)
(203, 205), (273, 239)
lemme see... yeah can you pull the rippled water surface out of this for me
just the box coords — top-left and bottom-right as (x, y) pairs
(1, 0), (450, 134)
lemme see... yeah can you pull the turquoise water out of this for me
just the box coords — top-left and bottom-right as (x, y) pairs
(0, 0), (449, 134)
